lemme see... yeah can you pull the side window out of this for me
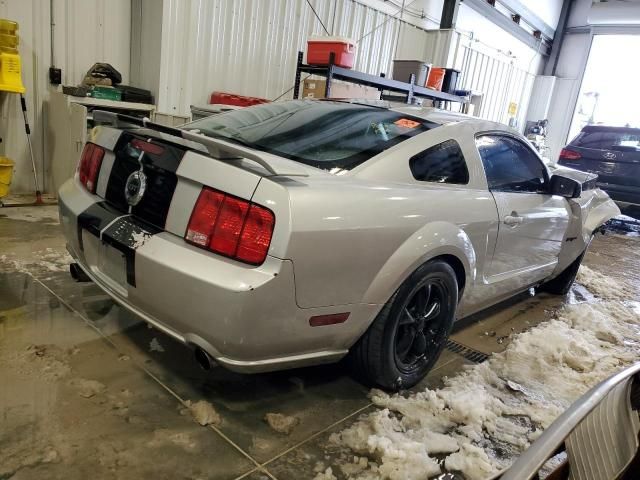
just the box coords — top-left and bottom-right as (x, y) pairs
(476, 135), (547, 193)
(409, 140), (469, 184)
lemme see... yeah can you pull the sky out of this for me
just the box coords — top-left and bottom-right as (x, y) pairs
(569, 34), (640, 139)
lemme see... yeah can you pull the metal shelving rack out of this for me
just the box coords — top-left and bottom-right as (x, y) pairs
(292, 51), (468, 105)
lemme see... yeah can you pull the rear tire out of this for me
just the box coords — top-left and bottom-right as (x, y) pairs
(541, 250), (586, 295)
(349, 260), (458, 391)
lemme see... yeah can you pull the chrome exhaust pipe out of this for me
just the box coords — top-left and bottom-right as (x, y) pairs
(69, 263), (91, 282)
(194, 347), (213, 371)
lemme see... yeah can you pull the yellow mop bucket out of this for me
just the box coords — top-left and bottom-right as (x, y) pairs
(0, 18), (25, 94)
(0, 156), (14, 198)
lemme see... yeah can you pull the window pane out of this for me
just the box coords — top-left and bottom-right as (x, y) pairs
(409, 140), (469, 184)
(572, 128), (640, 150)
(186, 100), (437, 172)
(477, 135), (546, 192)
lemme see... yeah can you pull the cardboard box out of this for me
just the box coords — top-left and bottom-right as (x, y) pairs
(302, 78), (381, 100)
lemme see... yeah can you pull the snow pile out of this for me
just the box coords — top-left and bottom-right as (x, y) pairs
(575, 264), (628, 300)
(184, 400), (222, 427)
(264, 412), (300, 435)
(329, 266), (640, 479)
(314, 467), (338, 480)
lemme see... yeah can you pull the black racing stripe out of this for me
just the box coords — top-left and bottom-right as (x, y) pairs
(105, 133), (184, 228)
(77, 202), (162, 287)
(77, 201), (124, 250)
(101, 217), (162, 287)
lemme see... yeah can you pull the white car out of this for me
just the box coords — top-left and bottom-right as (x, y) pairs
(57, 100), (620, 389)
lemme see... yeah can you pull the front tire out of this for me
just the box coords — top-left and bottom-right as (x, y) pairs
(541, 250), (586, 295)
(350, 260), (458, 390)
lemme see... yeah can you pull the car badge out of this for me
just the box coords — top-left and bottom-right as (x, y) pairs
(603, 151), (616, 160)
(125, 169), (147, 206)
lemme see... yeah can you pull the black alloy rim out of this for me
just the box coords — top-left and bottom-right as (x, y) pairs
(394, 278), (449, 373)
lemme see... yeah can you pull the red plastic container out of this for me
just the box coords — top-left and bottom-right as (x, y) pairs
(426, 67), (446, 91)
(209, 91), (270, 107)
(307, 36), (355, 69)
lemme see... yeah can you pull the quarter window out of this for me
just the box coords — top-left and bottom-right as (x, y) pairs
(409, 140), (469, 184)
(476, 135), (547, 193)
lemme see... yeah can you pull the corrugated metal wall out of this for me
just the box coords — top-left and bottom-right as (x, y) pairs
(157, 0), (417, 115)
(456, 44), (536, 130)
(156, 0), (541, 129)
(2, 0), (544, 192)
(0, 0), (130, 194)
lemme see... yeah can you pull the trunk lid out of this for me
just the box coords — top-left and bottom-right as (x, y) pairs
(92, 127), (266, 238)
(104, 132), (183, 229)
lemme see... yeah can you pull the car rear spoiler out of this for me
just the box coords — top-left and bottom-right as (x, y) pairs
(92, 110), (309, 177)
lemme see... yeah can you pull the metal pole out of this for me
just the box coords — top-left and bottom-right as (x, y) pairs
(20, 94), (42, 204)
(392, 0), (406, 61)
(50, 0), (55, 67)
(330, 0), (338, 35)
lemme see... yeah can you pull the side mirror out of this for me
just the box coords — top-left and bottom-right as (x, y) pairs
(549, 175), (582, 198)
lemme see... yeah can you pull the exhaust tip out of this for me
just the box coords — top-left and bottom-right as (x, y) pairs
(194, 347), (213, 371)
(69, 263), (91, 282)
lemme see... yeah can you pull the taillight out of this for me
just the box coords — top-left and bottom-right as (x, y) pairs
(237, 205), (277, 264)
(210, 197), (250, 256)
(185, 187), (275, 265)
(78, 143), (105, 193)
(559, 148), (581, 161)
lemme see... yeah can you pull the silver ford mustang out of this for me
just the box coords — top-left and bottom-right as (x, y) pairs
(58, 100), (619, 389)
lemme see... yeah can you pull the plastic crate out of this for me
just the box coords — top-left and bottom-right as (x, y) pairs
(88, 86), (122, 101)
(307, 36), (355, 69)
(392, 60), (431, 86)
(209, 91), (270, 107)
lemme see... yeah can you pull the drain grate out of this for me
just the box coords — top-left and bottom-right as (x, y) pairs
(445, 339), (489, 364)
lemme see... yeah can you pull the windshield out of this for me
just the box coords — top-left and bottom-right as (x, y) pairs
(572, 127), (640, 151)
(185, 100), (436, 171)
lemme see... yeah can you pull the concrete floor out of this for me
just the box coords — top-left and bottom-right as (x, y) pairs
(1, 205), (638, 480)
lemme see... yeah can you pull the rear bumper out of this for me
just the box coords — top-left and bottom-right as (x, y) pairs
(58, 179), (379, 372)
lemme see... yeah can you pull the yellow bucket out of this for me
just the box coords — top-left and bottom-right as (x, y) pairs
(0, 19), (18, 35)
(0, 156), (14, 198)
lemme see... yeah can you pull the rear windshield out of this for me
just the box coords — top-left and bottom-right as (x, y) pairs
(572, 128), (640, 151)
(185, 100), (436, 171)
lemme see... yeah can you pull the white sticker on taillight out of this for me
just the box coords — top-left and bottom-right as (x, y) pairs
(185, 230), (209, 246)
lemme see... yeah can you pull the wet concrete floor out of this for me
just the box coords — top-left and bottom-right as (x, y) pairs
(0, 205), (638, 479)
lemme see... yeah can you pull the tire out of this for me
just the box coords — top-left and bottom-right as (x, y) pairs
(541, 250), (586, 295)
(349, 260), (458, 391)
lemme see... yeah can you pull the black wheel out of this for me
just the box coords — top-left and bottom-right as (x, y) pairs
(541, 250), (586, 295)
(349, 260), (458, 390)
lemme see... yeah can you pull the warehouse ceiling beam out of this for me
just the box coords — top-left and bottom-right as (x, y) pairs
(496, 0), (556, 40)
(544, 0), (574, 76)
(462, 0), (552, 55)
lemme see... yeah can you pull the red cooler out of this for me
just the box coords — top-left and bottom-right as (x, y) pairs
(307, 36), (355, 69)
(209, 91), (270, 107)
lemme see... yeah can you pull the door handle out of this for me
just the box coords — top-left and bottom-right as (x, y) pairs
(504, 212), (524, 226)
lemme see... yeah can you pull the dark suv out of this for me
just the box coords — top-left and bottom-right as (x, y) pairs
(558, 125), (640, 205)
